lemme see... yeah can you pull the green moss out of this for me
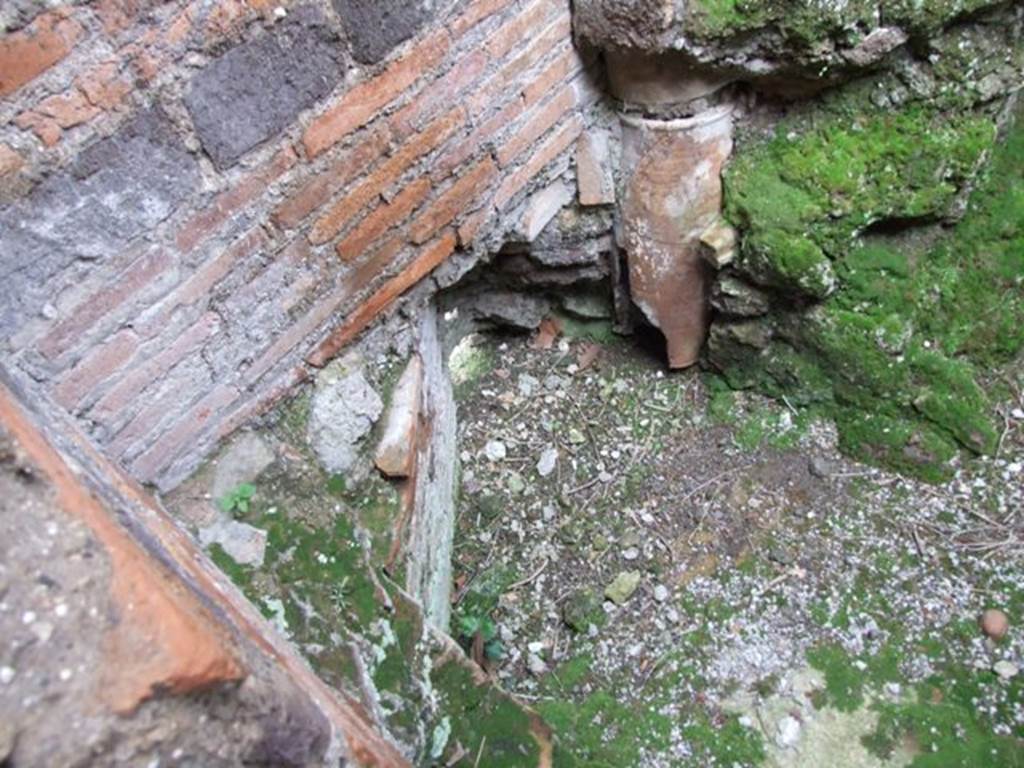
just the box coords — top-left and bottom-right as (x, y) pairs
(555, 654), (594, 689)
(535, 690), (673, 767)
(456, 564), (518, 620)
(275, 389), (312, 450)
(370, 591), (429, 740)
(686, 0), (1006, 55)
(807, 644), (866, 712)
(707, 379), (739, 423)
(869, 668), (1024, 767)
(686, 0), (877, 43)
(800, 575), (1024, 767)
(683, 712), (767, 766)
(744, 230), (836, 298)
(554, 311), (619, 344)
(561, 589), (606, 633)
(451, 337), (497, 399)
(535, 656), (765, 767)
(713, 75), (1024, 480)
(207, 542), (254, 590)
(726, 98), (994, 274)
(430, 655), (547, 767)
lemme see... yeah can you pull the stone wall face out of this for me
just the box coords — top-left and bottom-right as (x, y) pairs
(0, 0), (599, 490)
(0, 374), (411, 767)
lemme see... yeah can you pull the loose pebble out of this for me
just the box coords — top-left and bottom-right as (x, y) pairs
(980, 609), (1010, 641)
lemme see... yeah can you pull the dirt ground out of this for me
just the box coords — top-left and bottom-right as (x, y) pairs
(449, 323), (1024, 767)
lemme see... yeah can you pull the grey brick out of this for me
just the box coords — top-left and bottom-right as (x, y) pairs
(183, 6), (345, 169)
(0, 108), (198, 338)
(331, 0), (433, 64)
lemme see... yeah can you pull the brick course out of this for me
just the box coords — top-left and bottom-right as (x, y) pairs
(336, 178), (432, 262)
(302, 28), (450, 158)
(409, 158), (497, 244)
(309, 231), (458, 366)
(40, 248), (176, 361)
(309, 107), (466, 244)
(0, 145), (24, 177)
(273, 124), (392, 230)
(90, 312), (222, 428)
(0, 11), (82, 97)
(53, 329), (140, 411)
(176, 147), (297, 253)
(1, 0), (600, 490)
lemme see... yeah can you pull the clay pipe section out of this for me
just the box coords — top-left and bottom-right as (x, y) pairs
(618, 106), (734, 368)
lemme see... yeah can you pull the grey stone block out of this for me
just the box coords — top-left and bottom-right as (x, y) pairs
(331, 0), (432, 64)
(183, 6), (345, 169)
(307, 354), (383, 474)
(0, 108), (198, 337)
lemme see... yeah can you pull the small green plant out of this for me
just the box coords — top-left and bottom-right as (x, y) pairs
(456, 613), (504, 662)
(219, 482), (255, 517)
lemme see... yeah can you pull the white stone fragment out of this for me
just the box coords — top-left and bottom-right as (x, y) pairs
(537, 446), (558, 477)
(776, 715), (802, 748)
(374, 355), (422, 478)
(484, 440), (507, 461)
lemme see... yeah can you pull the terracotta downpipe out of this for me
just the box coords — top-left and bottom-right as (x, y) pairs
(618, 106), (734, 367)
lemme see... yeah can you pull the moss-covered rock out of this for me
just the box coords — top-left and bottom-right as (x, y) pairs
(686, 0), (1006, 44)
(710, 36), (1024, 479)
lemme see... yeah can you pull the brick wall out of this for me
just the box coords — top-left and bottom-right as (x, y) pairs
(0, 0), (602, 489)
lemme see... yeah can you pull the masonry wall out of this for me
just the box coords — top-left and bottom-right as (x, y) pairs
(0, 0), (600, 489)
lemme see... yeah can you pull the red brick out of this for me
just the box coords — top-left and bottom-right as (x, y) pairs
(485, 0), (553, 61)
(308, 231), (457, 366)
(125, 45), (160, 83)
(390, 49), (487, 139)
(494, 114), (583, 209)
(522, 45), (583, 106)
(342, 238), (405, 298)
(165, 4), (197, 46)
(309, 107), (465, 244)
(53, 329), (140, 411)
(140, 228), (266, 338)
(40, 248), (176, 360)
(244, 282), (347, 384)
(14, 110), (62, 147)
(409, 157), (496, 244)
(94, 0), (158, 37)
(234, 237), (314, 308)
(0, 11), (83, 98)
(279, 269), (320, 314)
(450, 0), (516, 38)
(176, 147), (296, 252)
(108, 379), (186, 459)
(90, 312), (222, 426)
(215, 365), (306, 441)
(302, 28), (450, 158)
(244, 240), (402, 384)
(272, 124), (391, 230)
(34, 89), (101, 128)
(496, 83), (575, 167)
(129, 384), (240, 480)
(433, 96), (524, 181)
(0, 144), (24, 177)
(76, 60), (132, 109)
(469, 12), (570, 118)
(0, 385), (246, 717)
(336, 178), (431, 262)
(278, 268), (324, 315)
(457, 207), (490, 247)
